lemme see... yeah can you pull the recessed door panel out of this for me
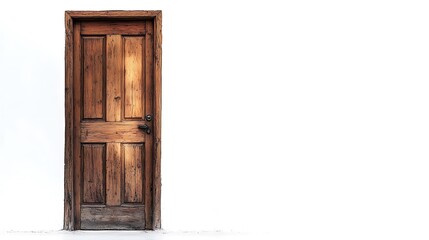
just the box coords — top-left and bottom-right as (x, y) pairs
(124, 143), (144, 203)
(82, 37), (105, 120)
(82, 144), (105, 204)
(124, 36), (145, 119)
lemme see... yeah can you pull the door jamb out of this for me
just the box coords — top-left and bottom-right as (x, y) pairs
(64, 10), (162, 230)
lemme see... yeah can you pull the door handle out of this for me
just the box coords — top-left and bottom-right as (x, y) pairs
(145, 114), (153, 121)
(138, 124), (151, 134)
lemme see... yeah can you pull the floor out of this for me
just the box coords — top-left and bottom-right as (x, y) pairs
(0, 231), (267, 240)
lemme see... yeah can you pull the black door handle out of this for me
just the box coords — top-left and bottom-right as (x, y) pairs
(138, 124), (149, 130)
(138, 124), (151, 134)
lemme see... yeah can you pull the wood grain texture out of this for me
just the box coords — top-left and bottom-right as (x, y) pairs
(152, 11), (162, 229)
(83, 37), (105, 119)
(65, 11), (162, 230)
(72, 22), (82, 230)
(82, 144), (105, 204)
(144, 20), (154, 229)
(82, 21), (146, 35)
(106, 35), (123, 122)
(81, 206), (145, 230)
(67, 10), (161, 19)
(106, 143), (122, 206)
(124, 144), (144, 203)
(81, 122), (146, 143)
(64, 11), (74, 230)
(124, 36), (144, 119)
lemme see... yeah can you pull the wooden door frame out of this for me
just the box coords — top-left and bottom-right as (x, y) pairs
(64, 10), (162, 230)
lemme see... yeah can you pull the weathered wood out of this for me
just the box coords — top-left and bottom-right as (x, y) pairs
(106, 35), (123, 122)
(124, 36), (145, 119)
(65, 11), (162, 230)
(83, 37), (105, 119)
(67, 10), (161, 19)
(81, 206), (145, 230)
(64, 11), (74, 230)
(72, 21), (82, 230)
(106, 143), (122, 206)
(81, 122), (146, 143)
(82, 144), (105, 204)
(152, 11), (162, 229)
(124, 144), (144, 203)
(144, 20), (154, 229)
(82, 21), (146, 35)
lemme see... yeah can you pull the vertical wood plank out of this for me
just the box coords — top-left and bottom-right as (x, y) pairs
(144, 20), (154, 229)
(134, 145), (144, 204)
(124, 36), (145, 119)
(106, 143), (122, 206)
(82, 144), (105, 203)
(153, 11), (163, 229)
(93, 145), (105, 203)
(124, 144), (135, 202)
(83, 37), (105, 119)
(106, 35), (123, 122)
(124, 144), (144, 203)
(72, 21), (82, 229)
(82, 145), (93, 203)
(64, 11), (74, 230)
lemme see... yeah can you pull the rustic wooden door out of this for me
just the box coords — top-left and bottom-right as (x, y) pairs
(64, 11), (162, 230)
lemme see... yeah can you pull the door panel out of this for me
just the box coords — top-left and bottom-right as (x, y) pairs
(124, 143), (144, 203)
(124, 36), (145, 119)
(82, 144), (105, 204)
(73, 19), (154, 230)
(82, 37), (105, 120)
(80, 206), (145, 230)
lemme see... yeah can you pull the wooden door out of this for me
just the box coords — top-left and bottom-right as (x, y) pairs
(64, 11), (162, 230)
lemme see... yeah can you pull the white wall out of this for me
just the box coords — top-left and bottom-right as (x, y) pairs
(1, 0), (429, 239)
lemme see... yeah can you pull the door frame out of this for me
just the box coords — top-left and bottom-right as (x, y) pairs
(64, 10), (162, 230)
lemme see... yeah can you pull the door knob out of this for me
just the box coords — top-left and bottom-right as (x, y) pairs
(145, 114), (153, 121)
(138, 124), (151, 134)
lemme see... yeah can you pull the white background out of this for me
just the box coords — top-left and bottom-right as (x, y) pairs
(1, 0), (429, 239)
